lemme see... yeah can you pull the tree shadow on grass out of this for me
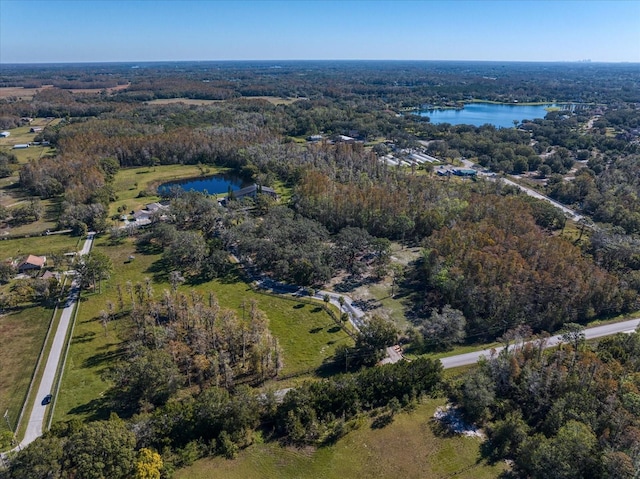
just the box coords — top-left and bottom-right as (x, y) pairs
(315, 360), (344, 378)
(371, 412), (395, 429)
(67, 396), (113, 422)
(135, 241), (163, 255)
(72, 331), (96, 344)
(82, 349), (125, 369)
(217, 267), (246, 285)
(187, 265), (245, 287)
(66, 387), (141, 421)
(145, 257), (171, 283)
(429, 417), (457, 438)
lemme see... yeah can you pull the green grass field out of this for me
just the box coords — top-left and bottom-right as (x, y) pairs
(0, 233), (79, 261)
(174, 398), (506, 479)
(0, 306), (52, 438)
(109, 164), (228, 217)
(0, 233), (78, 447)
(55, 235), (352, 422)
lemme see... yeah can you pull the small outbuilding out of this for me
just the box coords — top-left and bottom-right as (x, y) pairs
(41, 270), (60, 281)
(13, 144), (29, 149)
(335, 134), (355, 143)
(0, 131), (10, 138)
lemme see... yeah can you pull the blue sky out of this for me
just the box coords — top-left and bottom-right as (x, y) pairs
(1, 0), (638, 63)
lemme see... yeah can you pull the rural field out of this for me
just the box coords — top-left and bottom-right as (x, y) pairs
(0, 85), (129, 101)
(0, 234), (78, 261)
(145, 96), (299, 106)
(108, 164), (223, 216)
(55, 234), (352, 422)
(174, 398), (507, 479)
(0, 306), (53, 440)
(0, 233), (78, 445)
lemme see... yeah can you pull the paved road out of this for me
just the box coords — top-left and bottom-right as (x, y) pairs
(439, 317), (640, 369)
(498, 176), (585, 222)
(380, 345), (404, 365)
(313, 290), (365, 330)
(18, 233), (95, 448)
(458, 158), (586, 223)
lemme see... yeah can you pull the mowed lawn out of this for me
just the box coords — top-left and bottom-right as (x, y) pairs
(0, 234), (78, 261)
(0, 234), (77, 442)
(56, 235), (351, 422)
(109, 164), (228, 216)
(0, 306), (52, 437)
(174, 398), (507, 479)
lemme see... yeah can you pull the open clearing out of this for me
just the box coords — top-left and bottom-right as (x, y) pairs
(0, 306), (52, 437)
(174, 398), (506, 479)
(0, 233), (78, 262)
(145, 96), (299, 106)
(145, 98), (223, 106)
(0, 84), (129, 100)
(55, 235), (351, 422)
(109, 164), (222, 216)
(324, 243), (422, 329)
(0, 233), (77, 442)
(0, 87), (46, 101)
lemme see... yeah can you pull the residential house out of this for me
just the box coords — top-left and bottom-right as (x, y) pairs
(335, 134), (356, 144)
(452, 168), (477, 177)
(225, 184), (278, 203)
(18, 255), (46, 273)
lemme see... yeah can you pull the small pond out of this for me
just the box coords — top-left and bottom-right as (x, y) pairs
(416, 102), (561, 128)
(158, 173), (249, 196)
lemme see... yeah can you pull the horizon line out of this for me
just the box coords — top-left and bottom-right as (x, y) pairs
(2, 59), (638, 66)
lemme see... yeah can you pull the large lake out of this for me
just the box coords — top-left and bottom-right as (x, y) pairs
(158, 173), (249, 195)
(417, 102), (557, 128)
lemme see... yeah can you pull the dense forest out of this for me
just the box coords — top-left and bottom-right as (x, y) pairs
(2, 60), (638, 346)
(453, 328), (640, 479)
(1, 61), (638, 478)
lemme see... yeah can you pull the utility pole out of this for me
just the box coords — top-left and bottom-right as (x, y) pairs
(4, 409), (16, 447)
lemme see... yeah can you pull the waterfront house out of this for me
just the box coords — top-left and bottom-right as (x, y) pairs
(224, 184), (278, 204)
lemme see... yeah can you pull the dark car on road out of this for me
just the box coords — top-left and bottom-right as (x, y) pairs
(41, 394), (52, 406)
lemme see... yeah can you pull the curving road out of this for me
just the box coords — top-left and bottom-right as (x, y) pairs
(17, 233), (95, 448)
(440, 316), (640, 369)
(498, 176), (584, 222)
(458, 158), (585, 223)
(255, 277), (365, 331)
